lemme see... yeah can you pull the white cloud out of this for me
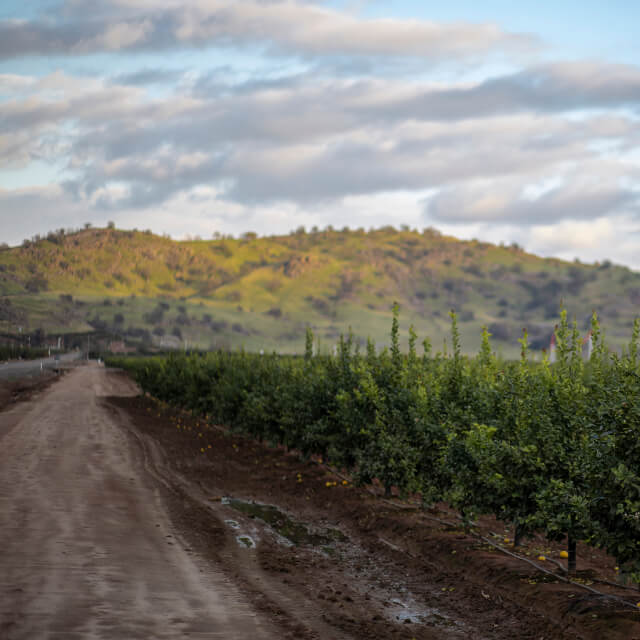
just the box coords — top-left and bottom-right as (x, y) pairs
(0, 0), (537, 61)
(3, 65), (638, 220)
(82, 19), (153, 51)
(524, 215), (640, 269)
(528, 217), (616, 252)
(0, 185), (93, 244)
(426, 169), (640, 225)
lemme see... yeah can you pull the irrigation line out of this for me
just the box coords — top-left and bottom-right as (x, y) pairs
(319, 462), (639, 611)
(378, 536), (415, 558)
(478, 536), (638, 610)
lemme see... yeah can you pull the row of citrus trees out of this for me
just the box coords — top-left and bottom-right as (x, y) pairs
(107, 308), (640, 581)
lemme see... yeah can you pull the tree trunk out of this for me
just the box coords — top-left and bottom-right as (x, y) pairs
(514, 521), (523, 547)
(567, 537), (577, 573)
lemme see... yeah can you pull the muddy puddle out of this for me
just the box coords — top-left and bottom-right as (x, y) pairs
(236, 534), (256, 548)
(224, 497), (346, 549)
(388, 597), (458, 628)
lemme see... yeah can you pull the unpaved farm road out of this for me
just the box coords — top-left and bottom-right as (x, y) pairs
(0, 364), (279, 640)
(3, 364), (638, 640)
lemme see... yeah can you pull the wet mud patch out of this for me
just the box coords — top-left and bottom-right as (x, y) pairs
(225, 497), (347, 548)
(236, 534), (256, 548)
(388, 598), (456, 628)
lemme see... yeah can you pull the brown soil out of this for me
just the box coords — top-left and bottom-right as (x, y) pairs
(106, 371), (640, 640)
(0, 371), (63, 410)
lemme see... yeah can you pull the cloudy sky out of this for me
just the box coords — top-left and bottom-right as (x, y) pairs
(1, 1), (639, 267)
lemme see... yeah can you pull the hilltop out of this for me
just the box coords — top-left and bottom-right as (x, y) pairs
(1, 226), (638, 355)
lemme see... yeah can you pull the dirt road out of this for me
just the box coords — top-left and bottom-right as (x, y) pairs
(0, 364), (279, 639)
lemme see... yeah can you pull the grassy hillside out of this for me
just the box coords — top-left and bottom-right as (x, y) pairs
(1, 226), (638, 356)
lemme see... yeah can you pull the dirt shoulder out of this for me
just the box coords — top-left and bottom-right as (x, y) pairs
(0, 370), (62, 410)
(105, 370), (640, 640)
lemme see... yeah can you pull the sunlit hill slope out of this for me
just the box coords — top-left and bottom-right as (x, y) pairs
(1, 226), (638, 356)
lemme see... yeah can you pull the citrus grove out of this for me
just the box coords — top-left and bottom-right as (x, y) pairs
(108, 308), (640, 583)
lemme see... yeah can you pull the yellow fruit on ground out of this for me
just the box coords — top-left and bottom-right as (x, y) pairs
(559, 550), (569, 559)
(537, 555), (546, 561)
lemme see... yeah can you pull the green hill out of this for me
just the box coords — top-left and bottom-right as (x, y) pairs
(1, 226), (638, 356)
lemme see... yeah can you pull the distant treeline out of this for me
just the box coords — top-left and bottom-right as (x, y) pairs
(0, 344), (49, 361)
